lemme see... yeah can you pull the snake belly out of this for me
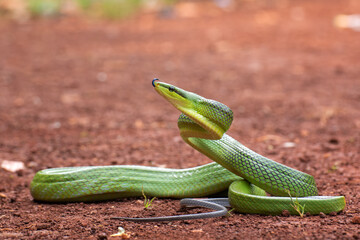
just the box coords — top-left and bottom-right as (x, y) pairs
(30, 80), (346, 216)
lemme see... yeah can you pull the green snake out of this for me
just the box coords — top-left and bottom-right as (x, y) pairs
(30, 79), (345, 220)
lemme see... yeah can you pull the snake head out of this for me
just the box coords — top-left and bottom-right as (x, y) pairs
(153, 79), (233, 140)
(153, 79), (196, 111)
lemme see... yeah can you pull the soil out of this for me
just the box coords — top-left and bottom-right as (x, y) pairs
(0, 0), (360, 239)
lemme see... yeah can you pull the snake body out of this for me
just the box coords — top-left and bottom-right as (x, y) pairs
(30, 80), (345, 218)
(30, 163), (240, 202)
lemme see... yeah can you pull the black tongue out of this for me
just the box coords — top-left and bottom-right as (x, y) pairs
(152, 78), (159, 87)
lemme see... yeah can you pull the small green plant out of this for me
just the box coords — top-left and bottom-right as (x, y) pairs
(98, 0), (142, 19)
(288, 190), (306, 218)
(329, 164), (338, 172)
(142, 187), (156, 209)
(226, 208), (235, 217)
(28, 0), (61, 17)
(76, 0), (94, 11)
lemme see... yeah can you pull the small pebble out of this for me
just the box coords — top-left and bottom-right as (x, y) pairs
(281, 210), (290, 217)
(351, 216), (360, 224)
(282, 142), (296, 148)
(328, 138), (339, 144)
(319, 212), (326, 218)
(36, 223), (51, 230)
(329, 211), (337, 216)
(97, 233), (107, 240)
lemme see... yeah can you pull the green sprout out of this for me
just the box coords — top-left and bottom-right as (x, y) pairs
(226, 208), (235, 217)
(288, 190), (306, 218)
(142, 187), (156, 209)
(329, 164), (338, 172)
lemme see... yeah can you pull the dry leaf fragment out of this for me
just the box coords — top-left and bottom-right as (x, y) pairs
(110, 227), (131, 239)
(0, 193), (8, 198)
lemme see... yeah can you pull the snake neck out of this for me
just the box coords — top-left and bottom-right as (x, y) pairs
(178, 97), (317, 198)
(177, 98), (233, 140)
(178, 113), (318, 197)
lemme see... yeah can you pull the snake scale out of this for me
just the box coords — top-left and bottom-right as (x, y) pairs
(30, 79), (345, 220)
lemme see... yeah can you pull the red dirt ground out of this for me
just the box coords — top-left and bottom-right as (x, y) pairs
(0, 0), (359, 239)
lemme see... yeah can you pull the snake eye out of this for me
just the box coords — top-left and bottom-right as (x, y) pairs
(168, 86), (175, 92)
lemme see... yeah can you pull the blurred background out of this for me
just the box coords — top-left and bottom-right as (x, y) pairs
(1, 0), (359, 176)
(0, 0), (178, 20)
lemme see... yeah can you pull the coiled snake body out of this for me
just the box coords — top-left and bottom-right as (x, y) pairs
(30, 80), (345, 220)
